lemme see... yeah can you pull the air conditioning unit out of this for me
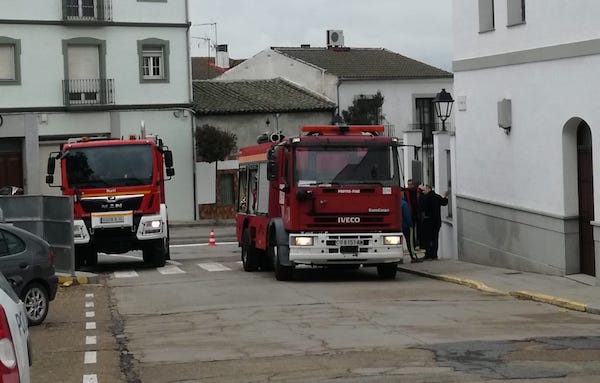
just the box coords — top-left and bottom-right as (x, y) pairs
(327, 30), (344, 47)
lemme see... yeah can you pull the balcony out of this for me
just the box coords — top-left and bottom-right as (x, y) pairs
(63, 0), (112, 22)
(407, 123), (450, 145)
(63, 79), (114, 106)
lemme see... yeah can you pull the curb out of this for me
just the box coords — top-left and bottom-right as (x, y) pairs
(57, 273), (100, 286)
(397, 266), (598, 315)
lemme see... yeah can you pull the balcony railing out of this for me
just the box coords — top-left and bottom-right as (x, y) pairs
(63, 79), (114, 106)
(63, 0), (112, 22)
(407, 123), (451, 145)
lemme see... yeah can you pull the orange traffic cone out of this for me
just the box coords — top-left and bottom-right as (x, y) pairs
(208, 228), (216, 246)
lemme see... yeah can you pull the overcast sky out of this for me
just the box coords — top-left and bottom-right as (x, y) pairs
(189, 0), (453, 71)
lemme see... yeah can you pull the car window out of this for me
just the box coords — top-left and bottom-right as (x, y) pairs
(0, 273), (21, 304)
(0, 229), (26, 257)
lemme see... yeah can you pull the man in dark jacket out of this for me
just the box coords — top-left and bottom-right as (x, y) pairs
(402, 179), (422, 248)
(419, 185), (448, 260)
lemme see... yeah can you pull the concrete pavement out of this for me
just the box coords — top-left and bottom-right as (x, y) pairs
(398, 259), (600, 315)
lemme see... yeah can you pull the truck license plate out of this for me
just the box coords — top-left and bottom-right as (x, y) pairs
(337, 239), (362, 246)
(100, 216), (125, 224)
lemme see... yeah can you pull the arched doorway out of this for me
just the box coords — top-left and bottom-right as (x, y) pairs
(576, 121), (595, 276)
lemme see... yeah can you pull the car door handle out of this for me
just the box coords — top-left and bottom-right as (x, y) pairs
(19, 262), (29, 269)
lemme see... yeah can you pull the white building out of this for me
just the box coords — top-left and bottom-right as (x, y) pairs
(217, 39), (454, 189)
(453, 0), (599, 280)
(0, 0), (195, 220)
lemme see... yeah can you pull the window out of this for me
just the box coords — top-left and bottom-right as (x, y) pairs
(137, 38), (170, 83)
(507, 0), (526, 26)
(0, 37), (21, 85)
(478, 0), (495, 32)
(66, 0), (96, 18)
(0, 230), (26, 257)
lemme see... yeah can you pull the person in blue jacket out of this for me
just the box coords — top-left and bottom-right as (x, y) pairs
(401, 192), (421, 263)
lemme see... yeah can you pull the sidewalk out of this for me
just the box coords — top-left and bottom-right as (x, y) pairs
(398, 259), (600, 315)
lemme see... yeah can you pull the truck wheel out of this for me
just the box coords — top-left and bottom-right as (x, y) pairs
(144, 240), (166, 268)
(273, 245), (294, 281)
(377, 263), (398, 279)
(85, 248), (98, 267)
(241, 229), (259, 272)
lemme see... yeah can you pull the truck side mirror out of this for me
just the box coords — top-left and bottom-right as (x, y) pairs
(164, 150), (174, 168)
(267, 160), (277, 181)
(46, 157), (56, 184)
(166, 168), (175, 177)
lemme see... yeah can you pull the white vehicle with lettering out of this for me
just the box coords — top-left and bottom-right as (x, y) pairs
(0, 272), (30, 382)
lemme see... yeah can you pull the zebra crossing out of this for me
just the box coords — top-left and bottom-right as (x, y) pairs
(112, 260), (241, 279)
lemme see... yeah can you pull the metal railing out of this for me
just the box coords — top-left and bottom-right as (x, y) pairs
(63, 79), (114, 106)
(63, 0), (112, 22)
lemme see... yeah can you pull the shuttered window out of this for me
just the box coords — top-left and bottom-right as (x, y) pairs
(507, 0), (526, 26)
(478, 0), (495, 32)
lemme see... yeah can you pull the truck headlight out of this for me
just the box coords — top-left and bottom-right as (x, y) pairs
(383, 236), (402, 245)
(293, 236), (314, 246)
(142, 220), (162, 234)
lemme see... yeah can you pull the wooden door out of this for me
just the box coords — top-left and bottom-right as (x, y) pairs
(577, 122), (595, 276)
(0, 152), (23, 189)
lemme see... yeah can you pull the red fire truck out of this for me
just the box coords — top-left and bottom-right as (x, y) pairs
(46, 135), (175, 268)
(236, 124), (403, 281)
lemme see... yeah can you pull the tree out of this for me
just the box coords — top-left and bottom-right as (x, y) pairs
(341, 91), (384, 125)
(195, 124), (237, 163)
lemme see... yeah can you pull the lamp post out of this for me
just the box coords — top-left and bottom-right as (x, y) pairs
(433, 88), (454, 131)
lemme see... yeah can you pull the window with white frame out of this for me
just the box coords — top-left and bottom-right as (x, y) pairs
(66, 0), (97, 19)
(137, 38), (170, 83)
(478, 0), (495, 32)
(507, 0), (525, 26)
(142, 47), (164, 79)
(0, 37), (20, 85)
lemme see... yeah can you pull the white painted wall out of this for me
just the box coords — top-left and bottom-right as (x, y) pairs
(0, 25), (189, 108)
(454, 0), (600, 60)
(216, 49), (339, 101)
(454, 55), (600, 216)
(339, 79), (454, 135)
(0, 0), (186, 23)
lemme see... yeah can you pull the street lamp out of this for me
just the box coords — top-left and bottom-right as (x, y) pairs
(433, 88), (454, 131)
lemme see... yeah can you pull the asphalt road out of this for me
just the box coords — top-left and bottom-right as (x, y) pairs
(30, 241), (600, 382)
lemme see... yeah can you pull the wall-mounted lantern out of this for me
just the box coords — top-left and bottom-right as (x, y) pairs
(497, 98), (512, 134)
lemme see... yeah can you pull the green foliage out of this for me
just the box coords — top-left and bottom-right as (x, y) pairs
(341, 91), (384, 125)
(195, 124), (237, 163)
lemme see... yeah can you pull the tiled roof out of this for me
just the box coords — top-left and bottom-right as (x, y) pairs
(191, 57), (245, 80)
(273, 47), (453, 80)
(192, 78), (336, 115)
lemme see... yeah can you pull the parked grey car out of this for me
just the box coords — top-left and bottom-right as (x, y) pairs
(0, 223), (58, 326)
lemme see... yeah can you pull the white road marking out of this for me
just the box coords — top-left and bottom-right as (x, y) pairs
(84, 351), (97, 364)
(198, 262), (232, 272)
(171, 241), (238, 248)
(166, 260), (183, 266)
(86, 336), (97, 345)
(83, 374), (98, 383)
(157, 265), (186, 275)
(85, 293), (94, 299)
(85, 301), (94, 308)
(86, 322), (96, 330)
(113, 270), (139, 278)
(85, 311), (95, 318)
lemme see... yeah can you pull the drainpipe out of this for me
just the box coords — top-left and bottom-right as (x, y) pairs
(336, 78), (343, 122)
(185, 0), (197, 220)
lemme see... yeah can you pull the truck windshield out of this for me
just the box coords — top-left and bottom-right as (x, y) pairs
(65, 144), (153, 188)
(294, 145), (398, 186)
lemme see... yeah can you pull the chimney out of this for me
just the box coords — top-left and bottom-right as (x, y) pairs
(216, 44), (230, 69)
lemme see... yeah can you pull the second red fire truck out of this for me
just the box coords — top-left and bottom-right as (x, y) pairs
(46, 134), (174, 269)
(236, 124), (404, 281)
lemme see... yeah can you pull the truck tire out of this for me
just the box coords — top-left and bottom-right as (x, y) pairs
(273, 245), (294, 281)
(143, 239), (167, 268)
(85, 248), (98, 267)
(241, 229), (259, 271)
(377, 263), (398, 279)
